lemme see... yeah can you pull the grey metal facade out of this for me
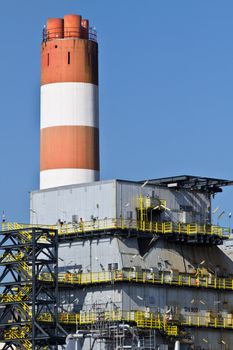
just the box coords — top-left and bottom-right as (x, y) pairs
(30, 179), (210, 226)
(30, 179), (233, 350)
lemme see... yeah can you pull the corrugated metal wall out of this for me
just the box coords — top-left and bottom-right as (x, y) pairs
(30, 180), (116, 224)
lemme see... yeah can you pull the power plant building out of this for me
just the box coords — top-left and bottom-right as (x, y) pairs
(30, 177), (233, 350)
(1, 13), (233, 350)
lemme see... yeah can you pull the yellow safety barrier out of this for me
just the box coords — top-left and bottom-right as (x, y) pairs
(35, 309), (233, 332)
(1, 219), (230, 240)
(37, 269), (233, 292)
(4, 309), (233, 343)
(166, 326), (178, 336)
(37, 312), (80, 325)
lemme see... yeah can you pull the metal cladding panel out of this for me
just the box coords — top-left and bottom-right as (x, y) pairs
(59, 286), (122, 316)
(121, 285), (233, 348)
(116, 181), (211, 224)
(30, 180), (117, 225)
(145, 239), (233, 275)
(116, 181), (141, 221)
(58, 237), (122, 273)
(122, 284), (233, 312)
(115, 181), (161, 221)
(83, 288), (122, 310)
(185, 329), (233, 349)
(31, 177), (212, 228)
(117, 237), (147, 269)
(59, 286), (122, 313)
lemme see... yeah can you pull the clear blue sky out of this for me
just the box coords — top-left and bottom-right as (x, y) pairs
(0, 0), (233, 224)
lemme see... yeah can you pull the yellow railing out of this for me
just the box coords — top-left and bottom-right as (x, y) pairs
(4, 309), (233, 342)
(37, 312), (80, 325)
(136, 221), (230, 238)
(1, 219), (230, 239)
(38, 270), (233, 291)
(37, 310), (233, 331)
(137, 196), (167, 210)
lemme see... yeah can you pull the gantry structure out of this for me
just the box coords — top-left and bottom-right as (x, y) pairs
(0, 226), (66, 349)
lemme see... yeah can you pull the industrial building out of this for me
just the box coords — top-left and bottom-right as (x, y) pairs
(0, 12), (233, 350)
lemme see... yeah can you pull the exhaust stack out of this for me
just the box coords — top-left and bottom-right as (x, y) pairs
(40, 14), (99, 189)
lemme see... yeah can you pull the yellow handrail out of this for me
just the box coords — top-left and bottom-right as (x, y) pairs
(4, 309), (233, 342)
(37, 270), (233, 291)
(35, 309), (233, 331)
(1, 270), (232, 308)
(1, 219), (230, 239)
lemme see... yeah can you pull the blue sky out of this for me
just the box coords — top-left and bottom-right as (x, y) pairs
(0, 0), (233, 224)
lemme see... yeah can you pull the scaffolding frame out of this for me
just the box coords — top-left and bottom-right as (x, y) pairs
(0, 227), (67, 350)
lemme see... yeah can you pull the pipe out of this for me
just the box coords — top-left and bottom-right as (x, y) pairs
(174, 340), (180, 350)
(66, 333), (83, 344)
(118, 324), (140, 349)
(66, 330), (96, 343)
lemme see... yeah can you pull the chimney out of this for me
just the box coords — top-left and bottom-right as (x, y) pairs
(40, 14), (99, 189)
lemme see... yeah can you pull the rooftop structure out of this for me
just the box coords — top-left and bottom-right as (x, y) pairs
(142, 175), (233, 193)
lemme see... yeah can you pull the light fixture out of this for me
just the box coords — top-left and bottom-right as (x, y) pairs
(167, 183), (178, 188)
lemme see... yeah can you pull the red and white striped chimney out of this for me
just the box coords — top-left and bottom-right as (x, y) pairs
(40, 14), (99, 189)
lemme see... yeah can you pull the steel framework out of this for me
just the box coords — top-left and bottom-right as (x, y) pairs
(0, 227), (67, 350)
